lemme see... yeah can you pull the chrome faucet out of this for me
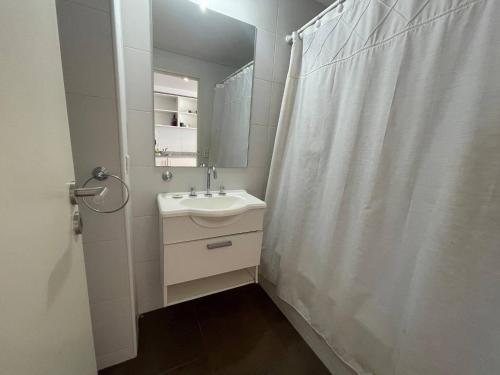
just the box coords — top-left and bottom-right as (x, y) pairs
(205, 166), (217, 196)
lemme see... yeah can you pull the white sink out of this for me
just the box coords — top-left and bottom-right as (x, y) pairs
(157, 190), (266, 218)
(180, 195), (244, 210)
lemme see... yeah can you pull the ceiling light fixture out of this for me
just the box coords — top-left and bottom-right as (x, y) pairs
(183, 77), (189, 82)
(199, 0), (208, 12)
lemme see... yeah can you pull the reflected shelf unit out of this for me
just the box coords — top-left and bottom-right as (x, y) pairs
(154, 91), (198, 129)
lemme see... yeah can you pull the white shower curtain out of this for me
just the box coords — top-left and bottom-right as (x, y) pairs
(263, 0), (500, 374)
(210, 63), (253, 166)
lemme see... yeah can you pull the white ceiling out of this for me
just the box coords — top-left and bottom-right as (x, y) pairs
(153, 0), (255, 69)
(154, 72), (198, 96)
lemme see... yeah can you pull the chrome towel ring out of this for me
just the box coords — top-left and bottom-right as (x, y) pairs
(80, 167), (130, 214)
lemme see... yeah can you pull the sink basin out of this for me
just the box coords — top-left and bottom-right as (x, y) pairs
(157, 190), (266, 218)
(180, 195), (244, 210)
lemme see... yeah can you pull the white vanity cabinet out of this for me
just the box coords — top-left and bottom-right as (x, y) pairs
(157, 190), (266, 306)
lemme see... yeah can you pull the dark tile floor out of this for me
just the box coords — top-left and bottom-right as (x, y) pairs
(99, 284), (330, 375)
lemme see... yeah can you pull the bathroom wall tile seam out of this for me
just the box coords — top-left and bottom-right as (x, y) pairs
(127, 108), (153, 114)
(67, 0), (110, 14)
(82, 239), (124, 247)
(82, 238), (122, 246)
(89, 296), (133, 307)
(124, 45), (150, 54)
(65, 90), (116, 100)
(81, 237), (128, 246)
(65, 1), (109, 15)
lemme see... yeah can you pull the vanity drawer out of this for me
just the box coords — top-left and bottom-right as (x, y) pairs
(164, 231), (262, 285)
(162, 208), (264, 244)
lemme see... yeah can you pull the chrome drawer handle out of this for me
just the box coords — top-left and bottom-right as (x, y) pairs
(206, 240), (232, 250)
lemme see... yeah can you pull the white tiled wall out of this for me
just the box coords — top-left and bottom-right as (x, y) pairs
(56, 0), (135, 369)
(155, 126), (197, 154)
(120, 0), (325, 315)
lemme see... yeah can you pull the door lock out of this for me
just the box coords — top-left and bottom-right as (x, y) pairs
(73, 210), (83, 235)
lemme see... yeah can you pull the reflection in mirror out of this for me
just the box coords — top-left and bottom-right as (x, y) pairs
(152, 0), (256, 167)
(154, 72), (199, 167)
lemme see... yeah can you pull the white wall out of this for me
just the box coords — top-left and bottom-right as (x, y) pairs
(153, 48), (235, 165)
(56, 0), (136, 369)
(121, 0), (325, 315)
(155, 126), (197, 156)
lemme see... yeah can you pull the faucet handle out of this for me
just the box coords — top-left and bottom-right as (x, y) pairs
(189, 187), (197, 197)
(218, 185), (226, 195)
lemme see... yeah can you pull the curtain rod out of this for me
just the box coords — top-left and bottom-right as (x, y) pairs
(285, 0), (346, 45)
(218, 60), (254, 85)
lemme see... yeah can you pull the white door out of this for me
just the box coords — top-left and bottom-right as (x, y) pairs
(0, 1), (97, 374)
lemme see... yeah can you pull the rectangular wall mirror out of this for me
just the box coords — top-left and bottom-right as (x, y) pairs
(153, 0), (257, 168)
